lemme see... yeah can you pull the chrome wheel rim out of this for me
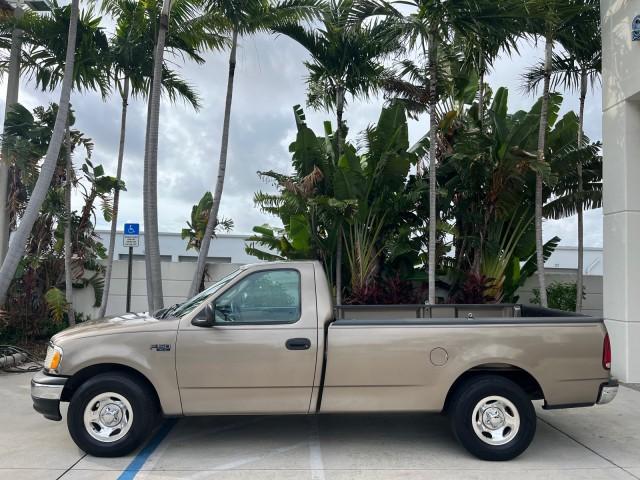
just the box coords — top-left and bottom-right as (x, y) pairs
(472, 395), (520, 446)
(83, 392), (133, 443)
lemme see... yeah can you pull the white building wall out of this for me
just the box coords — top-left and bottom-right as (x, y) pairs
(95, 230), (260, 264)
(517, 270), (603, 318)
(73, 261), (242, 318)
(545, 247), (603, 275)
(72, 231), (263, 317)
(601, 0), (640, 382)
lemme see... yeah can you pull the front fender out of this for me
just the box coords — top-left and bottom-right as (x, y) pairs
(57, 330), (182, 415)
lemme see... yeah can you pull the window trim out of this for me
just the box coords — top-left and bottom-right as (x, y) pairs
(207, 268), (303, 326)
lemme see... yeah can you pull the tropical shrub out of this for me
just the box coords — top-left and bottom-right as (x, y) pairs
(448, 273), (496, 305)
(437, 87), (600, 302)
(531, 282), (585, 312)
(345, 274), (425, 305)
(0, 103), (120, 343)
(247, 102), (427, 299)
(247, 88), (601, 305)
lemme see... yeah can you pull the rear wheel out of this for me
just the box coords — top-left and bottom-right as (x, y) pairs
(67, 373), (158, 457)
(449, 375), (536, 461)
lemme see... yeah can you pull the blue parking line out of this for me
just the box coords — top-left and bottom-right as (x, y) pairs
(117, 418), (178, 480)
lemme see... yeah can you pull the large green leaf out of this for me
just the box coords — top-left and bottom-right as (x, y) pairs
(44, 287), (69, 324)
(290, 112), (324, 177)
(289, 214), (312, 252)
(519, 236), (561, 286)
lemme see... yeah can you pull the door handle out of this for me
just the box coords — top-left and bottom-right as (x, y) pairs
(286, 338), (311, 350)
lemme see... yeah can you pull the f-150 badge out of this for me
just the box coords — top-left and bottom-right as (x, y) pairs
(150, 344), (171, 352)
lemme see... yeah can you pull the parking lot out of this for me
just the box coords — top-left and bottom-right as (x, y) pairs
(2, 372), (640, 480)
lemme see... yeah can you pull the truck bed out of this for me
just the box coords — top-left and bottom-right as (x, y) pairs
(334, 304), (600, 322)
(319, 304), (606, 413)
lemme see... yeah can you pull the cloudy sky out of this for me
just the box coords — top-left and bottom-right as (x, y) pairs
(0, 12), (603, 248)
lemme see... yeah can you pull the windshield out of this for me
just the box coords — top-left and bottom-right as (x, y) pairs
(165, 268), (244, 318)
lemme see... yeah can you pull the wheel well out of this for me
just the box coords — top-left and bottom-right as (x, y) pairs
(443, 364), (544, 413)
(61, 363), (161, 411)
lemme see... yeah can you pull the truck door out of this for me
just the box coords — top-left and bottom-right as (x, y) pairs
(176, 265), (318, 414)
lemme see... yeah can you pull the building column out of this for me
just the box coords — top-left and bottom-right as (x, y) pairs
(602, 1), (640, 383)
(603, 99), (640, 382)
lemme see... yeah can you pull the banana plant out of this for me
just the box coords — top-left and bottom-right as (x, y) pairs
(182, 191), (233, 252)
(249, 101), (423, 300)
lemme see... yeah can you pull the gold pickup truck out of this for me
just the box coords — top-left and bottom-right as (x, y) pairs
(31, 261), (617, 461)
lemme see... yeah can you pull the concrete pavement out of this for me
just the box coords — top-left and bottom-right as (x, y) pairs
(1, 372), (639, 480)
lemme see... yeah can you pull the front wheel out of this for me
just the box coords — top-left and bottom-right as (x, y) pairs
(449, 375), (536, 461)
(67, 373), (158, 457)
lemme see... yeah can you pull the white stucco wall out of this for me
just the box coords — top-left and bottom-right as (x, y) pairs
(517, 270), (603, 318)
(95, 231), (259, 264)
(545, 247), (603, 275)
(601, 0), (640, 382)
(73, 261), (243, 318)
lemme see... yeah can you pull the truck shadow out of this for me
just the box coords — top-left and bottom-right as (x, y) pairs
(78, 409), (614, 472)
(171, 412), (452, 438)
(158, 412), (464, 465)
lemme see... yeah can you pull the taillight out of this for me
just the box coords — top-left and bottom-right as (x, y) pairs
(603, 333), (612, 370)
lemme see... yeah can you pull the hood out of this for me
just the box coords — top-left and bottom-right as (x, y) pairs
(51, 311), (180, 344)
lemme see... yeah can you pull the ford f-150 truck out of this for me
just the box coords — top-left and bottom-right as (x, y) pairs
(31, 261), (617, 461)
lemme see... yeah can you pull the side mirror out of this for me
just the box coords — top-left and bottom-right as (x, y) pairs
(191, 303), (215, 328)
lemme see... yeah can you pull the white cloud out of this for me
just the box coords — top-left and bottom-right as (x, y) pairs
(0, 27), (602, 249)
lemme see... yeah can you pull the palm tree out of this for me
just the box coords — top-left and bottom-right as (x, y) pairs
(143, 0), (173, 312)
(188, 0), (321, 298)
(17, 1), (110, 96)
(63, 125), (75, 326)
(137, 0), (226, 312)
(522, 0), (600, 311)
(98, 0), (214, 317)
(0, 0), (80, 305)
(13, 2), (112, 317)
(523, 0), (593, 307)
(0, 1), (25, 266)
(361, 0), (500, 304)
(0, 2), (110, 281)
(273, 0), (397, 303)
(455, 1), (522, 129)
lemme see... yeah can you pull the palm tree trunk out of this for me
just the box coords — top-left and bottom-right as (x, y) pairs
(427, 30), (438, 305)
(64, 126), (76, 327)
(478, 55), (485, 131)
(188, 28), (238, 298)
(576, 69), (587, 312)
(0, 0), (80, 305)
(534, 31), (553, 308)
(143, 81), (154, 311)
(143, 0), (172, 311)
(99, 77), (129, 318)
(335, 86), (345, 305)
(0, 3), (24, 265)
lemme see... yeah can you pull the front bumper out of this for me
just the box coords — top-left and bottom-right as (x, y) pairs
(597, 379), (619, 405)
(31, 370), (67, 421)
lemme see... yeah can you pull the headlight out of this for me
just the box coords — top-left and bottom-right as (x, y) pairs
(44, 344), (63, 373)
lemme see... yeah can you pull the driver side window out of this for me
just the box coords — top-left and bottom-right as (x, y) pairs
(213, 269), (301, 324)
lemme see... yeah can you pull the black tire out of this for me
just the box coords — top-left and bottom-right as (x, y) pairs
(449, 375), (536, 461)
(67, 372), (159, 457)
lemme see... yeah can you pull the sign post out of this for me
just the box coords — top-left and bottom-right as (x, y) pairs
(123, 223), (140, 312)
